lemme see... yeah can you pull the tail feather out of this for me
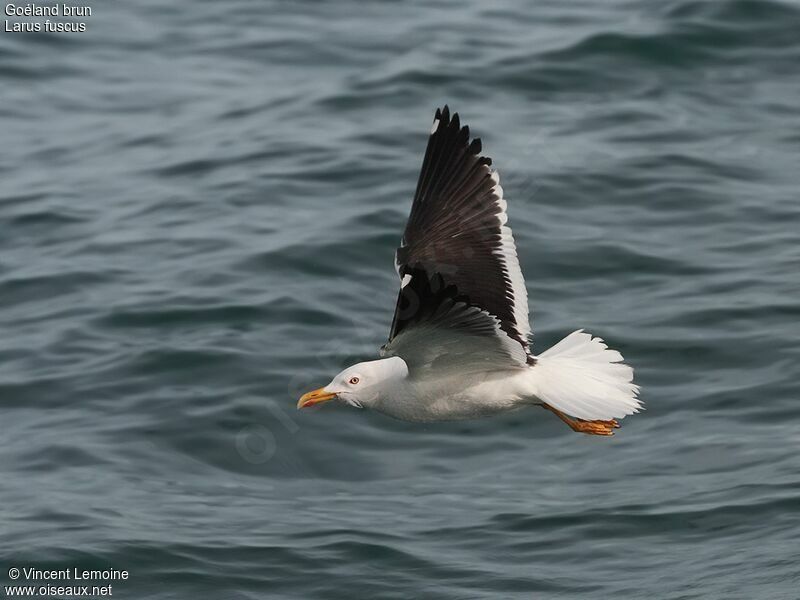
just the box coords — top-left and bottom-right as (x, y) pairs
(532, 330), (641, 421)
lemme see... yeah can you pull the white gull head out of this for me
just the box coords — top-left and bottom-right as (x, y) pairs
(297, 357), (408, 410)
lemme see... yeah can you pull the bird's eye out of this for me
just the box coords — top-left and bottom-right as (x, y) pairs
(349, 376), (360, 385)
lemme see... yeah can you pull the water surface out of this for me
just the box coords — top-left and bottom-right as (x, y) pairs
(2, 0), (800, 597)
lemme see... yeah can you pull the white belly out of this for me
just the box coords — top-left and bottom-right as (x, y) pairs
(372, 368), (537, 422)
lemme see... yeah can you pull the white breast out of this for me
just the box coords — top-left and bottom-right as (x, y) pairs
(372, 368), (536, 422)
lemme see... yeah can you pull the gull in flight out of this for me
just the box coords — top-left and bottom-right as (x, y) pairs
(298, 106), (641, 435)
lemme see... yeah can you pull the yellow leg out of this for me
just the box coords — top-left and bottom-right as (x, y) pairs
(542, 404), (620, 436)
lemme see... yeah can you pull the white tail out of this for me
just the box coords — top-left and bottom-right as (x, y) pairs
(531, 330), (642, 421)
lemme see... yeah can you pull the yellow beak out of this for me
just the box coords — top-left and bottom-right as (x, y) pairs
(297, 387), (337, 409)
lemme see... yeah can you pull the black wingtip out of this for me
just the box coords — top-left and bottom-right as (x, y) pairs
(430, 106), (486, 158)
(434, 105), (472, 139)
(468, 137), (482, 155)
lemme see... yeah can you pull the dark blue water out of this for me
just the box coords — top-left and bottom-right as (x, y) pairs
(2, 0), (800, 598)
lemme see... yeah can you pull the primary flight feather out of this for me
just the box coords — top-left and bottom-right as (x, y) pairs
(298, 106), (641, 435)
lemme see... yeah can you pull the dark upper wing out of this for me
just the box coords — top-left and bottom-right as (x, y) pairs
(384, 106), (532, 368)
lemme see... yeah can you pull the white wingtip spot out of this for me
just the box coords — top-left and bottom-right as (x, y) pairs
(430, 119), (440, 135)
(401, 274), (412, 288)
